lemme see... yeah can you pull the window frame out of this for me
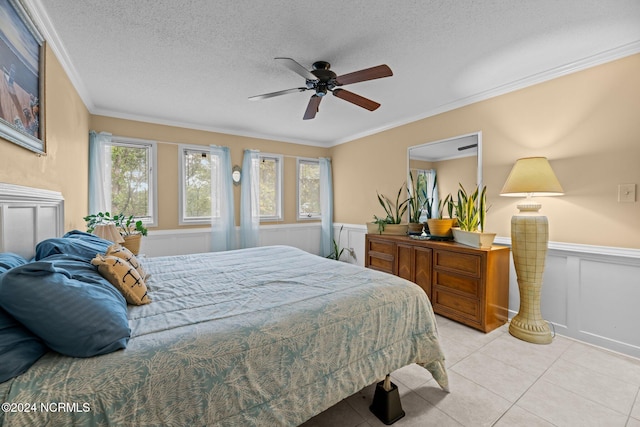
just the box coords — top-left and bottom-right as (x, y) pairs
(296, 157), (321, 221)
(259, 153), (283, 222)
(178, 144), (213, 225)
(110, 136), (158, 227)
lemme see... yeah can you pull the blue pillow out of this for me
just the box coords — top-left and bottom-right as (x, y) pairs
(0, 254), (130, 357)
(63, 229), (114, 247)
(0, 253), (28, 273)
(0, 307), (48, 383)
(35, 231), (112, 262)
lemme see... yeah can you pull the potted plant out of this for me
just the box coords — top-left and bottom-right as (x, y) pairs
(451, 184), (495, 248)
(326, 225), (355, 261)
(407, 172), (427, 235)
(84, 212), (148, 254)
(367, 183), (409, 235)
(426, 193), (455, 239)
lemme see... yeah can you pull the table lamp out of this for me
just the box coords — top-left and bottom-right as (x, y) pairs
(500, 157), (563, 344)
(93, 223), (125, 244)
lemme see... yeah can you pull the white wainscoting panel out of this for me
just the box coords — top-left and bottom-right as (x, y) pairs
(499, 237), (640, 358)
(139, 228), (212, 257)
(141, 223), (324, 258)
(259, 223), (322, 255)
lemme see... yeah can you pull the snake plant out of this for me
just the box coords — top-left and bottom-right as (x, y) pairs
(454, 184), (488, 232)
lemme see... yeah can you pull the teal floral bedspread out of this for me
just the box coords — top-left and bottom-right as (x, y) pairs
(0, 245), (447, 426)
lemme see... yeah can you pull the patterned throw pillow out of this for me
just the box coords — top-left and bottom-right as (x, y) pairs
(92, 255), (151, 305)
(106, 244), (149, 280)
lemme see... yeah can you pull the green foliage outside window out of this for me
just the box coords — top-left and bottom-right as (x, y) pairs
(184, 150), (212, 218)
(260, 157), (278, 218)
(111, 145), (150, 219)
(298, 161), (320, 218)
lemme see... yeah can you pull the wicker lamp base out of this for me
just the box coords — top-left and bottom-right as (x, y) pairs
(509, 214), (552, 344)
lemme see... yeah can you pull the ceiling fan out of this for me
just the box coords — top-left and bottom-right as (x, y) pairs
(248, 58), (393, 120)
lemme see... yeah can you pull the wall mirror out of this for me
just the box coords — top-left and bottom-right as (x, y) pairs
(407, 131), (482, 220)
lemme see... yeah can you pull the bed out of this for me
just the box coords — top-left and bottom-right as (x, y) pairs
(0, 184), (448, 426)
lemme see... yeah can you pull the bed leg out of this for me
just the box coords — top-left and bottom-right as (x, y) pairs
(369, 374), (405, 425)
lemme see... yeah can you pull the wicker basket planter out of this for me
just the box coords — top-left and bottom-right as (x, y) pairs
(121, 234), (142, 255)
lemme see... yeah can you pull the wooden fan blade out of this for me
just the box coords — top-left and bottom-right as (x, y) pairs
(335, 64), (393, 86)
(303, 95), (322, 120)
(248, 87), (307, 100)
(332, 89), (380, 111)
(275, 57), (317, 81)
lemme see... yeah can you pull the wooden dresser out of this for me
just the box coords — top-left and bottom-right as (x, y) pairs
(365, 234), (510, 332)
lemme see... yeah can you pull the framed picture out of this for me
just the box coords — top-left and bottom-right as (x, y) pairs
(0, 0), (45, 154)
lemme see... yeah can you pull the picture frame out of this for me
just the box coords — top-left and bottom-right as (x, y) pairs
(0, 0), (46, 154)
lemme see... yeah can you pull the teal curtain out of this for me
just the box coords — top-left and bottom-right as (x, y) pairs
(210, 145), (235, 251)
(240, 149), (260, 248)
(88, 131), (112, 214)
(319, 157), (333, 257)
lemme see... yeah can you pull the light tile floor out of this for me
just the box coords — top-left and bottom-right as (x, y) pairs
(301, 315), (640, 427)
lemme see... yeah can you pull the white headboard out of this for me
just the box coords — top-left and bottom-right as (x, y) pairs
(0, 183), (65, 259)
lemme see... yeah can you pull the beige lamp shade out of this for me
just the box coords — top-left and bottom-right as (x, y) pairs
(93, 223), (125, 243)
(500, 157), (564, 197)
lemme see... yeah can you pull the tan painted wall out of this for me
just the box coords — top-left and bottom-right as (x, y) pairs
(0, 45), (91, 231)
(331, 54), (640, 249)
(90, 116), (330, 229)
(3, 46), (638, 250)
(409, 156), (476, 215)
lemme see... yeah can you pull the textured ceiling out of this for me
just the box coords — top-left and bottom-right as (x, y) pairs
(26, 0), (640, 146)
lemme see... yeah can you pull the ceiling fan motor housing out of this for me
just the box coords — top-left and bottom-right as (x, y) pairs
(309, 66), (337, 96)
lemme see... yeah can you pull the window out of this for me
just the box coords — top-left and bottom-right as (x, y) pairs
(179, 145), (213, 224)
(109, 137), (157, 225)
(297, 158), (321, 219)
(259, 154), (283, 221)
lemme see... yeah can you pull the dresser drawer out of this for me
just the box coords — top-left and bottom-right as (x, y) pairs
(434, 249), (481, 277)
(433, 289), (481, 322)
(369, 239), (396, 255)
(434, 270), (480, 298)
(366, 238), (396, 274)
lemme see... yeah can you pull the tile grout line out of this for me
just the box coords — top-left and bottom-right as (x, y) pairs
(491, 343), (571, 427)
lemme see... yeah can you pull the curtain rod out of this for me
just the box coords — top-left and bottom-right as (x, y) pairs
(154, 140), (325, 160)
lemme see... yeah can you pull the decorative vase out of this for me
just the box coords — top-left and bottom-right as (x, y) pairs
(121, 234), (142, 255)
(426, 218), (455, 238)
(452, 228), (496, 248)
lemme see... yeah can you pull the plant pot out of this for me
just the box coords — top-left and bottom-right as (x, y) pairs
(407, 222), (424, 235)
(452, 228), (496, 248)
(367, 222), (381, 234)
(121, 234), (142, 255)
(381, 223), (409, 235)
(426, 218), (455, 238)
(366, 223), (409, 235)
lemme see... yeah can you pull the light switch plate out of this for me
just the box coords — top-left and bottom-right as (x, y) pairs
(618, 184), (636, 203)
